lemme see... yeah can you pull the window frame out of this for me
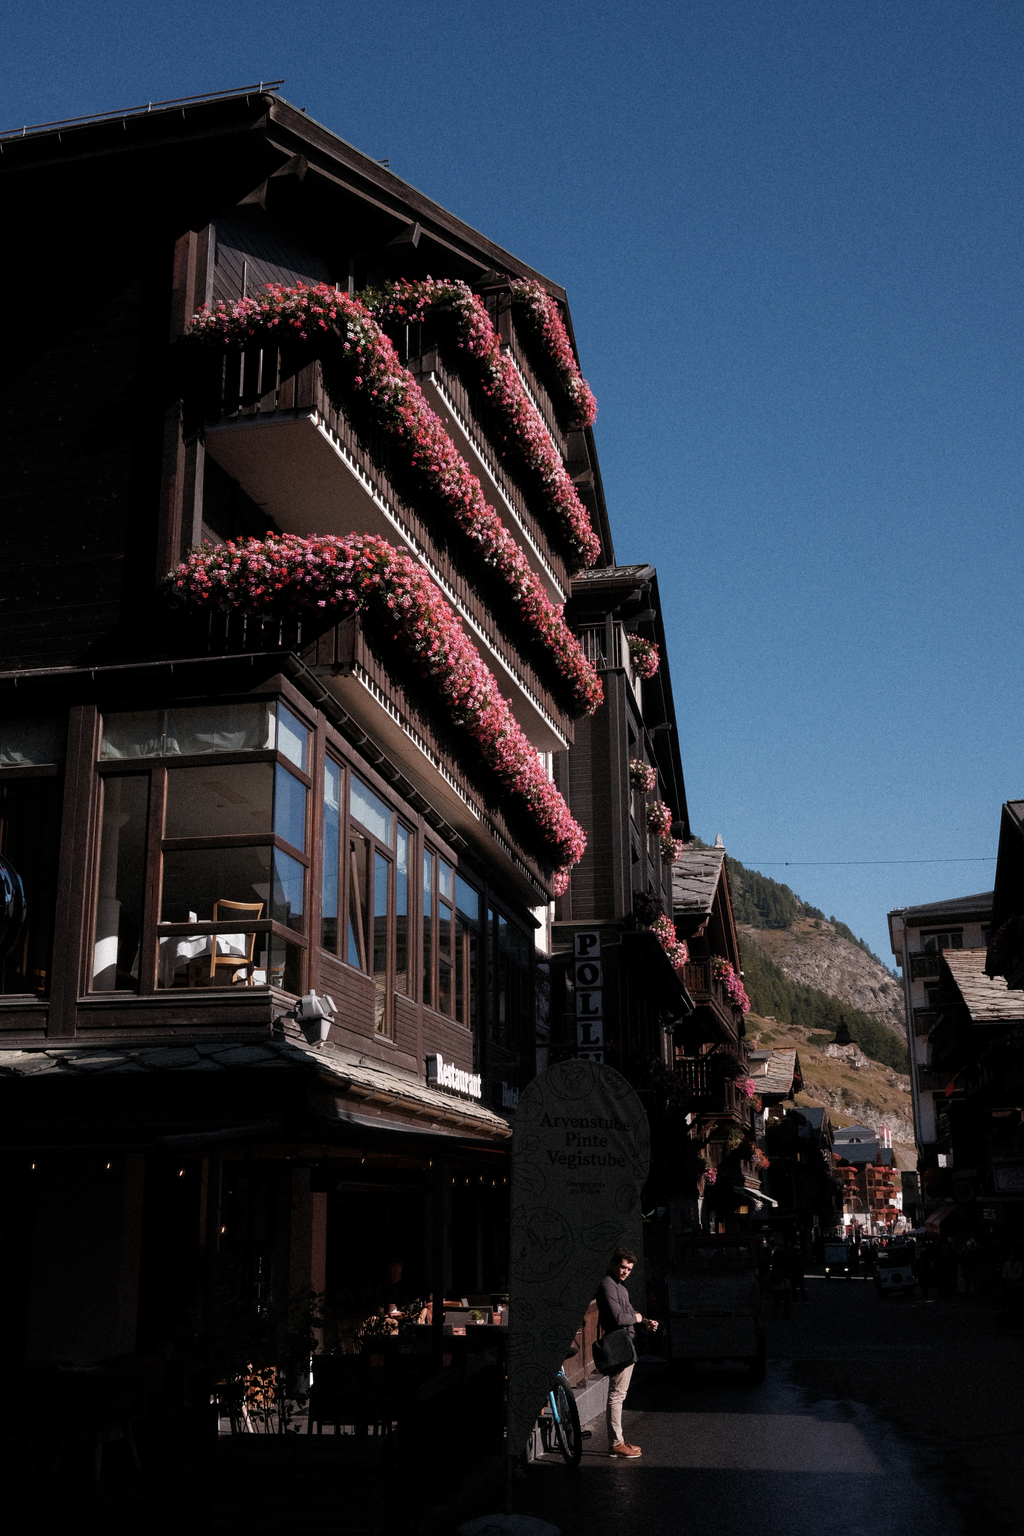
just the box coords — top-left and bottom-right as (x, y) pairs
(90, 709), (313, 996)
(320, 755), (413, 1038)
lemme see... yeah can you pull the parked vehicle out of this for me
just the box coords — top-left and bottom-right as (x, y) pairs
(667, 1235), (765, 1378)
(823, 1241), (852, 1280)
(874, 1246), (917, 1297)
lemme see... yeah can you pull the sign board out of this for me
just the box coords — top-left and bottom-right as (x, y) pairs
(425, 1053), (482, 1101)
(506, 1059), (650, 1455)
(573, 930), (603, 1062)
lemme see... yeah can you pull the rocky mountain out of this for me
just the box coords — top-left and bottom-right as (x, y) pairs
(739, 916), (905, 1040)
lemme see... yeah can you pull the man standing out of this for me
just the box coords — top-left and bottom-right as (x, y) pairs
(595, 1247), (658, 1459)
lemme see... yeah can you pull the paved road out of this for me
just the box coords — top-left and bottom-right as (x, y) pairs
(467, 1267), (1024, 1536)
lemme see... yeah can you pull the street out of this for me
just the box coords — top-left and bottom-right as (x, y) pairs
(470, 1265), (1024, 1536)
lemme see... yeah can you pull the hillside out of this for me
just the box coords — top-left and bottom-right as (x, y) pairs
(739, 917), (905, 1038)
(717, 852), (908, 1069)
(748, 1010), (916, 1151)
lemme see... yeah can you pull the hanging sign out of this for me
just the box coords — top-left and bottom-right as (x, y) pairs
(574, 930), (604, 1062)
(506, 1059), (650, 1456)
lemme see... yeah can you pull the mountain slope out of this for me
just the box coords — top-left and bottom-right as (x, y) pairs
(740, 917), (905, 1038)
(748, 1010), (916, 1149)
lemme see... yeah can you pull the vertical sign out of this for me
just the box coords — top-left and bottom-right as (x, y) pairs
(574, 930), (603, 1062)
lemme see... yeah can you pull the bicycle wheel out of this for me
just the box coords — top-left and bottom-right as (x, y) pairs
(551, 1377), (582, 1467)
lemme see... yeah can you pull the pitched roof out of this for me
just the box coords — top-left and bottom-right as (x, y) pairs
(761, 1048), (800, 1098)
(671, 846), (726, 917)
(890, 892), (993, 925)
(943, 947), (1024, 1024)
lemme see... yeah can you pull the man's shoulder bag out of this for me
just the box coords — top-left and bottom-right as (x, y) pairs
(592, 1327), (637, 1376)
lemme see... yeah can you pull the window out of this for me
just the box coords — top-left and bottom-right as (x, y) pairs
(320, 766), (410, 1036)
(0, 716), (65, 996)
(920, 930), (963, 955)
(91, 701), (310, 995)
(486, 905), (531, 1048)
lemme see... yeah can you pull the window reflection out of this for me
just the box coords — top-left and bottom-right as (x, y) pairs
(164, 763), (273, 838)
(395, 826), (410, 997)
(274, 764), (307, 852)
(348, 831), (369, 970)
(373, 851), (389, 1034)
(322, 759), (341, 953)
(92, 775), (149, 991)
(351, 775), (393, 845)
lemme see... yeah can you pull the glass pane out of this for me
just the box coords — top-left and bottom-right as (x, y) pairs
(456, 917), (465, 1025)
(0, 716), (65, 767)
(274, 764), (307, 853)
(100, 703), (275, 759)
(422, 849), (433, 1006)
(439, 861), (453, 900)
(348, 831), (369, 970)
(266, 933), (303, 995)
(455, 873), (480, 926)
(272, 848), (305, 932)
(373, 851), (390, 1034)
(322, 759), (341, 953)
(468, 927), (479, 1032)
(0, 777), (60, 995)
(395, 826), (410, 996)
(438, 958), (452, 1017)
(168, 703), (275, 756)
(161, 845), (271, 924)
(438, 900), (452, 1016)
(350, 775), (393, 845)
(92, 775), (149, 991)
(275, 702), (308, 772)
(164, 763), (273, 838)
(100, 711), (163, 760)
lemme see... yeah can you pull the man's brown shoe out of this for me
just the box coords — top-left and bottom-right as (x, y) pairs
(609, 1442), (641, 1458)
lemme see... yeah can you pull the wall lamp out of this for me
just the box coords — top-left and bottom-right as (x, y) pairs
(295, 990), (339, 1045)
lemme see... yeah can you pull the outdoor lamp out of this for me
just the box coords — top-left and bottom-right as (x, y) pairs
(296, 991), (338, 1045)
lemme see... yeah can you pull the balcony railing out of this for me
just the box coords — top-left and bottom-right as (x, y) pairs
(910, 953), (942, 981)
(681, 959), (741, 1021)
(198, 345), (575, 748)
(675, 1056), (743, 1117)
(402, 346), (570, 593)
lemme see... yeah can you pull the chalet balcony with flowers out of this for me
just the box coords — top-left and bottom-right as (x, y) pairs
(0, 86), (623, 1486)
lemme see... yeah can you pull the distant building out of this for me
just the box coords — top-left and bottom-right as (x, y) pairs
(887, 892), (992, 1191)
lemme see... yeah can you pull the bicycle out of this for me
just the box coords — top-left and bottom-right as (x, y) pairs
(546, 1346), (585, 1466)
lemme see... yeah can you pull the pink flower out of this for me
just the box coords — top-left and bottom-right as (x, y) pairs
(166, 531), (586, 891)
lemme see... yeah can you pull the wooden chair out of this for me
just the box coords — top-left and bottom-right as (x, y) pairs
(209, 899), (264, 985)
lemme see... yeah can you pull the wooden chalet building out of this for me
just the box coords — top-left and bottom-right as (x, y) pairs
(0, 83), (618, 1403)
(669, 843), (763, 1226)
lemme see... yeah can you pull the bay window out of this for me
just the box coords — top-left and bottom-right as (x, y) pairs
(91, 700), (310, 994)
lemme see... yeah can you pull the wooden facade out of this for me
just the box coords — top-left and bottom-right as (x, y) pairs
(0, 88), (615, 1426)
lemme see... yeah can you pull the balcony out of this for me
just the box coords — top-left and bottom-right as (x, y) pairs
(197, 346), (573, 752)
(674, 1056), (744, 1119)
(910, 953), (942, 981)
(680, 959), (743, 1039)
(402, 347), (569, 599)
(178, 608), (559, 908)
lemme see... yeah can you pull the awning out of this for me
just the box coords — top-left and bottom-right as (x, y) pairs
(734, 1186), (778, 1208)
(924, 1203), (958, 1233)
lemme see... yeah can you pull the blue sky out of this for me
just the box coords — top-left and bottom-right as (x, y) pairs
(5, 1), (1021, 965)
